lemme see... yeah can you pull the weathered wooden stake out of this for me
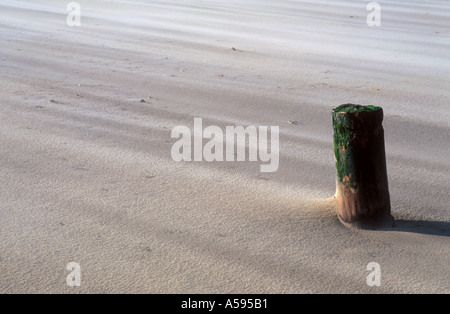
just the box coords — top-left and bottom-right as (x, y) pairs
(332, 104), (394, 228)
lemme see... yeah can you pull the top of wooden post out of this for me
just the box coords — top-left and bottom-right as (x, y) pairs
(332, 103), (381, 114)
(331, 103), (384, 131)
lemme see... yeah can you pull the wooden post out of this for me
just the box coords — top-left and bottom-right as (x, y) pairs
(332, 104), (394, 228)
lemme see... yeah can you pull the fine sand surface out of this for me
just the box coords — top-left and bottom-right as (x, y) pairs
(0, 0), (449, 293)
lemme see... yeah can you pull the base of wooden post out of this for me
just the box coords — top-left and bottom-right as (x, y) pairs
(336, 211), (394, 230)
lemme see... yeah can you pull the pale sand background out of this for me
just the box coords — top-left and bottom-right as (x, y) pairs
(0, 0), (449, 293)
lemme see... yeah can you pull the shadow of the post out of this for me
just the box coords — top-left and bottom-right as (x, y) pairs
(390, 219), (450, 237)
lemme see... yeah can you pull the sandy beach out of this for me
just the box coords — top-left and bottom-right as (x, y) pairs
(0, 0), (449, 293)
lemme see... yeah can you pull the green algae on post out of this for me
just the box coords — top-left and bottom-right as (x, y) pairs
(332, 113), (356, 187)
(331, 104), (383, 187)
(332, 103), (381, 114)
